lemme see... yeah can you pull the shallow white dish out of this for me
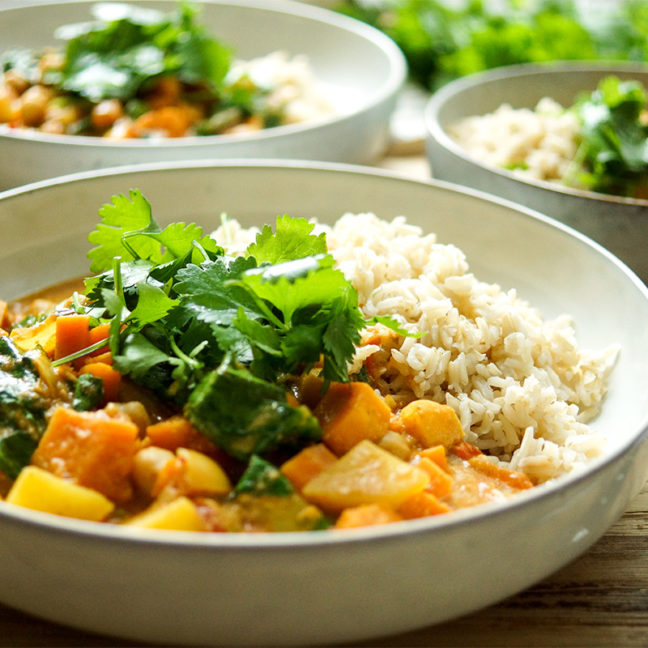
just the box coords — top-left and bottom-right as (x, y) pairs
(0, 160), (648, 646)
(424, 62), (648, 284)
(0, 0), (406, 189)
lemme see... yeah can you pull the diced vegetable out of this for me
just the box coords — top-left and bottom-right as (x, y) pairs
(6, 465), (114, 521)
(31, 406), (139, 503)
(397, 399), (464, 449)
(335, 503), (403, 529)
(415, 457), (452, 498)
(315, 382), (391, 456)
(280, 443), (338, 491)
(302, 440), (430, 513)
(418, 444), (448, 472)
(126, 496), (205, 532)
(398, 491), (451, 519)
(54, 314), (90, 361)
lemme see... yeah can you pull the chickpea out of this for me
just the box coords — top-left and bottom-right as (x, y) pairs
(38, 51), (65, 74)
(40, 119), (65, 135)
(0, 83), (19, 123)
(19, 85), (54, 127)
(45, 100), (81, 127)
(4, 70), (29, 95)
(91, 99), (125, 130)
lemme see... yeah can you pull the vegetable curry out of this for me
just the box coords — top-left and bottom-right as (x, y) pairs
(0, 192), (534, 532)
(0, 2), (329, 139)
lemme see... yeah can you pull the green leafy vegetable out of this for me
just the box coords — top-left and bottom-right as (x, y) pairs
(234, 455), (295, 496)
(568, 76), (648, 197)
(72, 373), (105, 411)
(336, 0), (648, 91)
(0, 337), (49, 478)
(81, 190), (368, 460)
(56, 1), (231, 102)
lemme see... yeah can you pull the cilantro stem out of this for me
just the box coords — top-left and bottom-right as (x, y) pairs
(51, 339), (111, 368)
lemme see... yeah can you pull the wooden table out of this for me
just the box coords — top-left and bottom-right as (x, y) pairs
(1, 152), (647, 647)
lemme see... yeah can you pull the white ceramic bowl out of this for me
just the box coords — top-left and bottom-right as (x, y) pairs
(424, 62), (648, 284)
(0, 0), (406, 189)
(0, 161), (647, 646)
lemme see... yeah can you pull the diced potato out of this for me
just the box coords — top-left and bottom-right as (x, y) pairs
(175, 448), (231, 496)
(302, 440), (429, 513)
(398, 400), (464, 449)
(126, 496), (205, 531)
(315, 382), (392, 456)
(6, 466), (114, 521)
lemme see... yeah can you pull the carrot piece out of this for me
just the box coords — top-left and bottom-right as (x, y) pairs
(280, 443), (338, 491)
(451, 440), (483, 460)
(88, 322), (111, 357)
(79, 362), (121, 403)
(314, 382), (392, 456)
(418, 444), (448, 472)
(335, 503), (403, 529)
(468, 454), (534, 490)
(84, 351), (113, 366)
(31, 406), (140, 503)
(416, 457), (452, 498)
(145, 415), (225, 462)
(398, 491), (451, 519)
(55, 314), (90, 361)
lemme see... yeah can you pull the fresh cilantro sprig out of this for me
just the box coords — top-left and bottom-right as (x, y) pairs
(55, 1), (231, 102)
(567, 76), (648, 197)
(79, 191), (367, 459)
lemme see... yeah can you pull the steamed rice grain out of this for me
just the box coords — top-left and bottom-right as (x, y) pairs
(325, 213), (617, 483)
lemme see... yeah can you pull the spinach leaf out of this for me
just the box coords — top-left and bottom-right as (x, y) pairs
(0, 337), (49, 478)
(185, 366), (321, 460)
(234, 455), (294, 496)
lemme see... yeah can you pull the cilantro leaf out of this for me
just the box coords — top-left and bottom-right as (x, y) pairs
(246, 215), (327, 264)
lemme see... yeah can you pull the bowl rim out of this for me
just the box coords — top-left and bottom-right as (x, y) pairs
(0, 0), (407, 148)
(1, 158), (647, 549)
(424, 60), (648, 208)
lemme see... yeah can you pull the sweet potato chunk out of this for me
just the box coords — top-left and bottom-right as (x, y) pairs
(315, 382), (391, 456)
(280, 443), (338, 491)
(32, 406), (139, 503)
(398, 399), (464, 449)
(335, 503), (403, 529)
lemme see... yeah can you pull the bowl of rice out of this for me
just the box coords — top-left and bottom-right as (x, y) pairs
(424, 62), (648, 284)
(0, 0), (406, 189)
(0, 160), (647, 645)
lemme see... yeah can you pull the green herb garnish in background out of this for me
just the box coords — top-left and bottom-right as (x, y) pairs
(568, 76), (648, 198)
(336, 0), (648, 91)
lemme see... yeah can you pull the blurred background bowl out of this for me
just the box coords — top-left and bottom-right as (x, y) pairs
(0, 0), (406, 189)
(424, 62), (648, 284)
(0, 160), (647, 645)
